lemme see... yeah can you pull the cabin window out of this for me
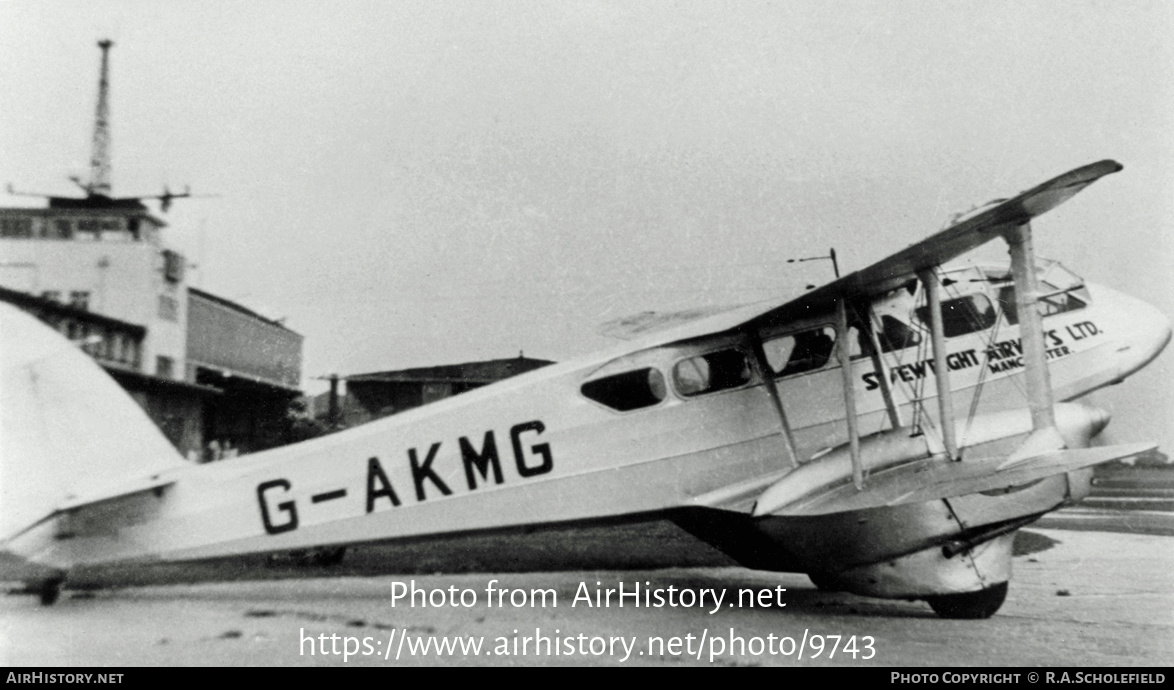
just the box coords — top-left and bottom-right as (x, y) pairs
(673, 348), (753, 397)
(997, 285), (1087, 326)
(763, 326), (837, 376)
(914, 294), (996, 337)
(581, 368), (667, 411)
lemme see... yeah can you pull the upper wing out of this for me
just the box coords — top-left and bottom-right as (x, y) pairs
(764, 159), (1123, 325)
(598, 304), (767, 340)
(623, 160), (1122, 349)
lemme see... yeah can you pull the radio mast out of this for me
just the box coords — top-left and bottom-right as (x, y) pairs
(6, 40), (211, 211)
(89, 39), (114, 196)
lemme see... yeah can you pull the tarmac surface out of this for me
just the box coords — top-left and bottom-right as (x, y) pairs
(3, 464), (1171, 667)
(1035, 465), (1174, 536)
(2, 526), (1171, 667)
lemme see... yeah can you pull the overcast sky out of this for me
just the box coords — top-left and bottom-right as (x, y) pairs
(2, 1), (1171, 447)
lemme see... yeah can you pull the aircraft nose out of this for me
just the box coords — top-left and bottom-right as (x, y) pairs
(1116, 296), (1172, 381)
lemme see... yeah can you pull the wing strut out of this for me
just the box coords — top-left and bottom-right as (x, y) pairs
(861, 305), (904, 429)
(918, 268), (960, 460)
(835, 299), (864, 489)
(1005, 222), (1057, 432)
(748, 337), (801, 468)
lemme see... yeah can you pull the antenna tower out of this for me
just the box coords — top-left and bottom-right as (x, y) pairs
(89, 39), (114, 196)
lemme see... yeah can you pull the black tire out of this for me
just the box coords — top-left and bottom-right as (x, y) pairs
(926, 581), (1008, 619)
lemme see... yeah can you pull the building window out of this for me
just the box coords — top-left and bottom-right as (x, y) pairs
(125, 339), (141, 368)
(156, 356), (174, 379)
(74, 219), (99, 241)
(92, 330), (110, 361)
(86, 328), (107, 358)
(120, 335), (133, 364)
(162, 250), (185, 283)
(120, 334), (135, 364)
(75, 324), (89, 351)
(109, 332), (123, 362)
(158, 294), (178, 321)
(0, 218), (33, 238)
(53, 219), (73, 239)
(69, 291), (90, 311)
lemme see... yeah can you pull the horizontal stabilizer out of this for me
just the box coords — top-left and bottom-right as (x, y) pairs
(57, 474), (176, 512)
(761, 442), (1154, 517)
(1, 474), (178, 545)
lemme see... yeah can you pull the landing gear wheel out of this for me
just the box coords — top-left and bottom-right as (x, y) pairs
(38, 579), (63, 606)
(925, 581), (1008, 619)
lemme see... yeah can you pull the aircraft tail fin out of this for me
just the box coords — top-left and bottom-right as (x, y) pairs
(0, 303), (186, 541)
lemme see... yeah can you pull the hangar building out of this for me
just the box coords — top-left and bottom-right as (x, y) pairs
(321, 356), (554, 427)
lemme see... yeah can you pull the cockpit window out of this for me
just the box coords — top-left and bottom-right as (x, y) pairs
(762, 326), (837, 376)
(997, 285), (1087, 326)
(915, 294), (997, 337)
(847, 314), (924, 359)
(581, 368), (667, 411)
(673, 348), (753, 396)
(1039, 262), (1086, 294)
(990, 260), (1091, 325)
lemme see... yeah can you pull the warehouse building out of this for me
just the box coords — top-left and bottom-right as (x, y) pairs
(322, 355), (555, 426)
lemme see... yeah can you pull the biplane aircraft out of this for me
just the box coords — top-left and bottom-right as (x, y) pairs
(1, 160), (1168, 618)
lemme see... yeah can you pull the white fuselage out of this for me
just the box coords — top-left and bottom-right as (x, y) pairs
(3, 268), (1169, 578)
